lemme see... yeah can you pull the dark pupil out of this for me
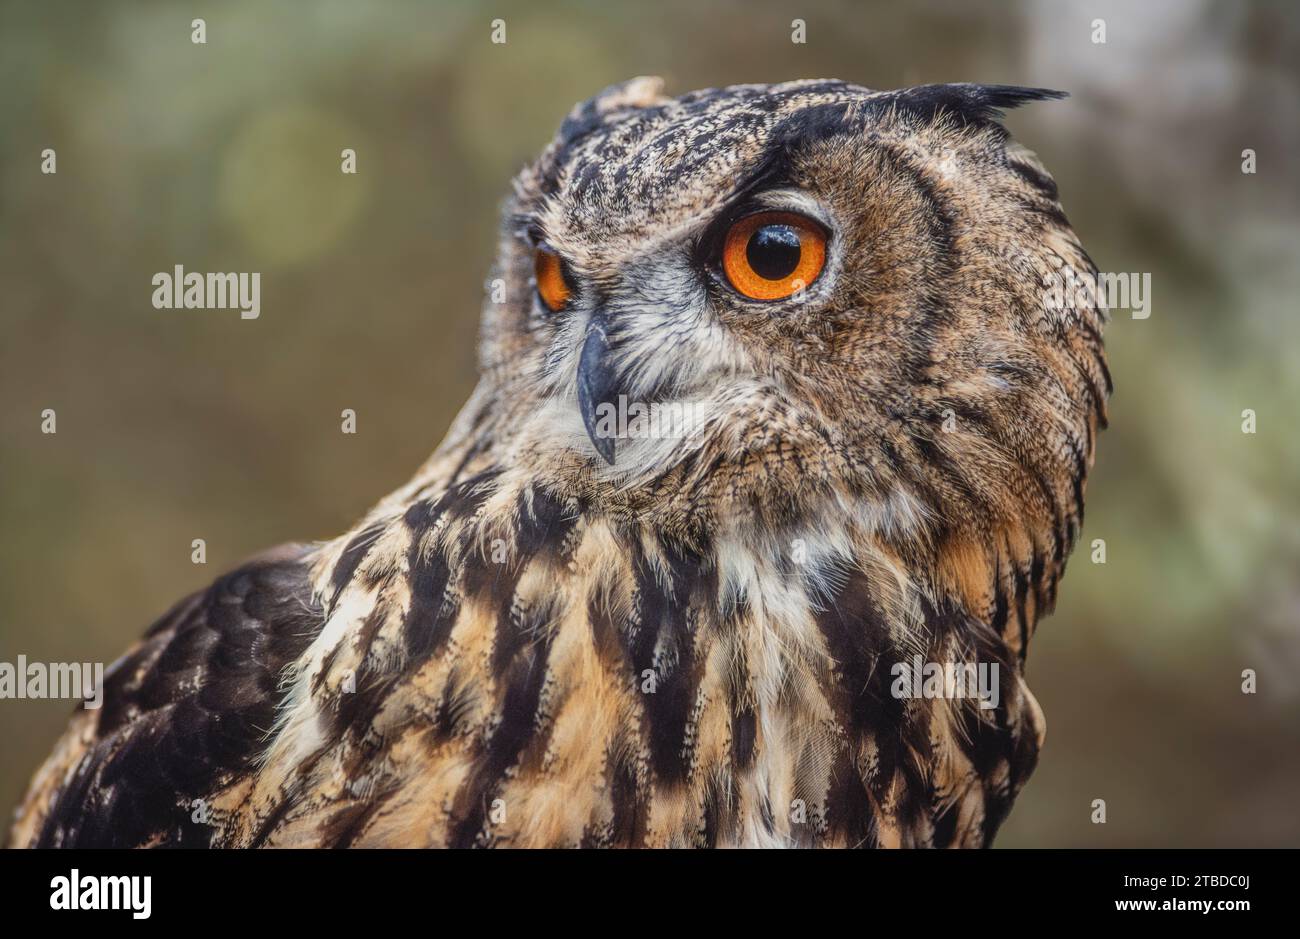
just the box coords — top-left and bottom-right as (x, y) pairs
(746, 224), (802, 280)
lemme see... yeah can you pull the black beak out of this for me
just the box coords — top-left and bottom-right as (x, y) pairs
(576, 314), (619, 465)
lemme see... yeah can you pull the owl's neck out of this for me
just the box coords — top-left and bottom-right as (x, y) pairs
(295, 462), (1042, 846)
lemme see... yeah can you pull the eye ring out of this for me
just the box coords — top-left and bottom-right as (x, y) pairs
(534, 248), (572, 312)
(720, 211), (828, 302)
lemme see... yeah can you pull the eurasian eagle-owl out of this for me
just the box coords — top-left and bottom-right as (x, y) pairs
(10, 78), (1109, 848)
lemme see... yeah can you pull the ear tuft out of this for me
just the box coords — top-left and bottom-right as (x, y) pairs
(559, 76), (667, 143)
(890, 83), (1067, 127)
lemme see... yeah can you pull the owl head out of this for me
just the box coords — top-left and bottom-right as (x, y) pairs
(471, 77), (1108, 626)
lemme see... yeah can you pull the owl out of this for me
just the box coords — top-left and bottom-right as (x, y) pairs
(10, 78), (1108, 848)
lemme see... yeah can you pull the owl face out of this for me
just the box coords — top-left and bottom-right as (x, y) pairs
(479, 78), (1108, 559)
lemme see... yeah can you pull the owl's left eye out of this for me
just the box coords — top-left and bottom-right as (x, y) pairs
(534, 248), (573, 312)
(721, 211), (828, 301)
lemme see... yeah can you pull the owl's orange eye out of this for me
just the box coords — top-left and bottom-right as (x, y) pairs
(535, 249), (572, 312)
(721, 211), (828, 301)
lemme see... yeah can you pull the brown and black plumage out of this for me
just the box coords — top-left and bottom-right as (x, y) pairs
(10, 78), (1108, 848)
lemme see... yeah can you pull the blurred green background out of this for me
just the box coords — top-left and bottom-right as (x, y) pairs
(2, 0), (1298, 846)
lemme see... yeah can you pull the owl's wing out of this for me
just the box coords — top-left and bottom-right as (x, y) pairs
(7, 544), (323, 848)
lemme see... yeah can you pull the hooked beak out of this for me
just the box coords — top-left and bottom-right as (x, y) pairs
(576, 314), (619, 465)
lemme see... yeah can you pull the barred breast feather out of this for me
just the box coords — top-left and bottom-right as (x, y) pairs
(14, 456), (1043, 848)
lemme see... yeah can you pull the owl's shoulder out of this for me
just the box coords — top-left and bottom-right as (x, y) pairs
(9, 543), (320, 848)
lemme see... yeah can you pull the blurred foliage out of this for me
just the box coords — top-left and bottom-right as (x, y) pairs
(1, 0), (1297, 845)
